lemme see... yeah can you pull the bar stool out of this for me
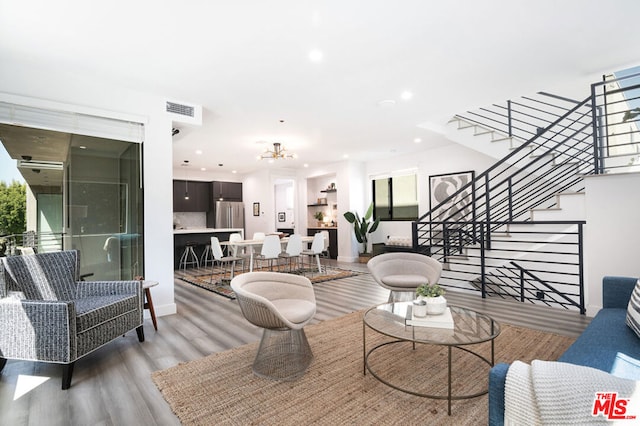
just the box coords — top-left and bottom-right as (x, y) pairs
(179, 241), (200, 270)
(200, 243), (214, 267)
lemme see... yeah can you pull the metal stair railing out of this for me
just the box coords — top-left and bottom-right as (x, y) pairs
(417, 96), (593, 249)
(419, 220), (586, 313)
(454, 91), (589, 142)
(591, 72), (640, 174)
(411, 74), (640, 313)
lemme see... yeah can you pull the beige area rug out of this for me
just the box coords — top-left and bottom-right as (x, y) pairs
(152, 311), (575, 425)
(175, 265), (361, 299)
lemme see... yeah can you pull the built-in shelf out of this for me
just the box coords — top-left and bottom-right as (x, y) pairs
(320, 189), (337, 193)
(307, 203), (328, 207)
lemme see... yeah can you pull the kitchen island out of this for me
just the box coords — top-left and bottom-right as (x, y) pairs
(173, 228), (244, 269)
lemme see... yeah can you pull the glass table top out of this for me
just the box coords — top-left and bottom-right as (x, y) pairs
(363, 301), (500, 346)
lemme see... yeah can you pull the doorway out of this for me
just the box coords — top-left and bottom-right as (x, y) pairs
(274, 178), (295, 235)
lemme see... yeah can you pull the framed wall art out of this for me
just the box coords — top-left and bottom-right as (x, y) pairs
(428, 170), (475, 222)
(278, 212), (286, 222)
(253, 202), (260, 216)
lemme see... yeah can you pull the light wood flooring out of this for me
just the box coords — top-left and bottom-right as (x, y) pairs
(0, 260), (591, 425)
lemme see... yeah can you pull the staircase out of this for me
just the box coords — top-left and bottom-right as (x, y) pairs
(412, 72), (640, 314)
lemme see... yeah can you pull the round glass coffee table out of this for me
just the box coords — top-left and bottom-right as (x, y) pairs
(363, 302), (500, 415)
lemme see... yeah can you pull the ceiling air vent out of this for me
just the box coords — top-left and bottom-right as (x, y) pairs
(166, 101), (194, 118)
(165, 99), (202, 125)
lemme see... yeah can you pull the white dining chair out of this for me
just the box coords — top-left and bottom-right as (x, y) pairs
(301, 232), (325, 274)
(254, 235), (282, 271)
(279, 233), (303, 272)
(229, 233), (251, 272)
(209, 236), (242, 283)
(320, 230), (330, 258)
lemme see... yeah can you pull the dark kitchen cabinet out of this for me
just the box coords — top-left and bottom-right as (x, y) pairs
(212, 181), (242, 202)
(173, 180), (210, 212)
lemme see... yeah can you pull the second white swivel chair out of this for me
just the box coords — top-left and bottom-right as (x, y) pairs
(367, 252), (443, 302)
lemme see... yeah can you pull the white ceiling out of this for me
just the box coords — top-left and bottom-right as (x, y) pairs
(1, 0), (639, 176)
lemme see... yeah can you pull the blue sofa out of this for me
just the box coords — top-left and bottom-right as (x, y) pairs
(488, 276), (640, 426)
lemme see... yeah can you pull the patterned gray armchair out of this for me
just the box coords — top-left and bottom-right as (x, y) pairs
(0, 250), (144, 389)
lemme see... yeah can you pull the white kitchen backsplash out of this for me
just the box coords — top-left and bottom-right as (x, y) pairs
(173, 212), (207, 229)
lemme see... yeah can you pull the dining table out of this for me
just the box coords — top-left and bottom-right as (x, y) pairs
(221, 235), (316, 272)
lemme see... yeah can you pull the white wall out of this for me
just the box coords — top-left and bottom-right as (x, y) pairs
(366, 143), (497, 245)
(243, 169), (271, 238)
(0, 63), (177, 317)
(584, 172), (640, 315)
(339, 161), (366, 261)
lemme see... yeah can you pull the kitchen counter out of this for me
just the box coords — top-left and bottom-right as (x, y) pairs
(173, 227), (244, 235)
(173, 228), (244, 269)
(307, 226), (338, 230)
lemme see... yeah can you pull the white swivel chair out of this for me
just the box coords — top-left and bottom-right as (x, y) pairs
(279, 234), (303, 272)
(254, 235), (282, 271)
(301, 232), (325, 274)
(209, 236), (242, 283)
(231, 272), (316, 380)
(367, 252), (443, 302)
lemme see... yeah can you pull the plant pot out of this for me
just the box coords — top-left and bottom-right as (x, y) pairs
(358, 253), (372, 263)
(424, 296), (447, 315)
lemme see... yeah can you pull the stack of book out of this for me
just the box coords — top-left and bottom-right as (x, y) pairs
(406, 307), (454, 329)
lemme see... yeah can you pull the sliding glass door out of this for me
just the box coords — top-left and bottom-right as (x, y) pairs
(0, 105), (144, 280)
(67, 136), (144, 280)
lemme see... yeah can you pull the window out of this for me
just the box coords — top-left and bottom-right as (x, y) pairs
(372, 174), (418, 220)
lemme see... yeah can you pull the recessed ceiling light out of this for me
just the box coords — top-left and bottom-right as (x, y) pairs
(303, 163), (309, 168)
(79, 145), (86, 149)
(200, 167), (206, 171)
(232, 170), (237, 174)
(343, 154), (349, 159)
(308, 49), (324, 62)
(377, 99), (396, 108)
(401, 91), (413, 101)
(414, 138), (422, 143)
(195, 150), (203, 155)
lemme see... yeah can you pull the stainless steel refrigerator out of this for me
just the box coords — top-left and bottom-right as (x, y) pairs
(215, 201), (245, 229)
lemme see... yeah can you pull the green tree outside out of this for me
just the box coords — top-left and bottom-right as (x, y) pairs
(0, 180), (26, 236)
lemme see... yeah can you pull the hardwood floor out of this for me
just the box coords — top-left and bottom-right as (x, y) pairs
(0, 260), (590, 425)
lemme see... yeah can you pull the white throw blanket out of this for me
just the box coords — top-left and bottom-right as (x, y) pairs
(505, 360), (640, 425)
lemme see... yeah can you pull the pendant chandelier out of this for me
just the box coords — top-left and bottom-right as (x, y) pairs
(257, 142), (297, 161)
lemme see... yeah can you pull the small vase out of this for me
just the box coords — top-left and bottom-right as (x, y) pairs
(424, 296), (447, 315)
(413, 300), (427, 317)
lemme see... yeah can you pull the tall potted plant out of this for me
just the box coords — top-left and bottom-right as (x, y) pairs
(343, 202), (380, 262)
